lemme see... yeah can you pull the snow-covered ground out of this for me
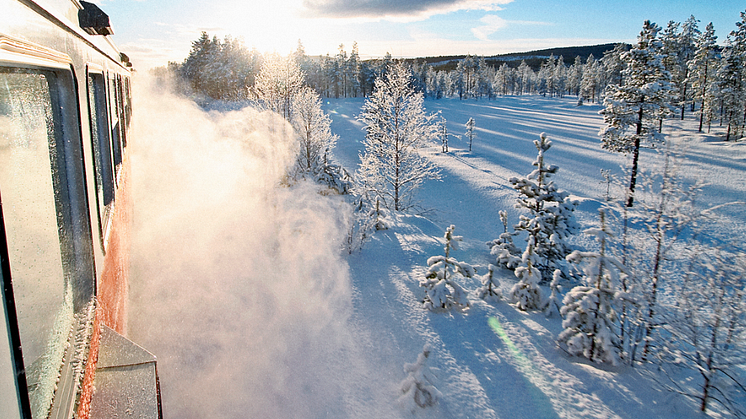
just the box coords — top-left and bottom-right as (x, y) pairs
(324, 95), (746, 419)
(127, 81), (745, 418)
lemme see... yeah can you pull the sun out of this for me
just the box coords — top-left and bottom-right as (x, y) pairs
(222, 0), (312, 54)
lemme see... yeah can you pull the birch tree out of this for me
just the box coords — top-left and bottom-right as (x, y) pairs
(356, 63), (441, 211)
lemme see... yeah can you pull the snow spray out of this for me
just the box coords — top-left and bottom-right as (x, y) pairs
(125, 75), (400, 418)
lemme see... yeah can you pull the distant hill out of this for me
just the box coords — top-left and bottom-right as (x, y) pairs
(412, 43), (629, 71)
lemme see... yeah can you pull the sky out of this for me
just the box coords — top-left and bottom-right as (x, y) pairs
(97, 0), (746, 70)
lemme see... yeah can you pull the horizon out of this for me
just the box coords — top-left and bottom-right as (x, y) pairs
(97, 0), (746, 70)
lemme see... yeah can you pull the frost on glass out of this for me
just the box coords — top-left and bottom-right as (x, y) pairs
(0, 71), (73, 418)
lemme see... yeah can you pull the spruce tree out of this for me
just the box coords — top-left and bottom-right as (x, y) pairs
(508, 132), (578, 281)
(477, 264), (502, 302)
(510, 236), (543, 311)
(420, 225), (474, 311)
(558, 210), (625, 365)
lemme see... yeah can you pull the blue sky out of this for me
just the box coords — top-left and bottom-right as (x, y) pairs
(98, 0), (746, 70)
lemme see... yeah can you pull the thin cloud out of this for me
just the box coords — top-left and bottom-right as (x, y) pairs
(472, 14), (552, 41)
(472, 14), (508, 40)
(302, 0), (513, 20)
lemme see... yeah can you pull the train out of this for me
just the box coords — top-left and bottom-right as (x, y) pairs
(1, 1), (161, 418)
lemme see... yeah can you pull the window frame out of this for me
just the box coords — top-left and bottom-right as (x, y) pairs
(86, 66), (115, 251)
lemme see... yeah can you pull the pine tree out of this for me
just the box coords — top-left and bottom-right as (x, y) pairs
(689, 22), (718, 132)
(599, 20), (675, 207)
(601, 43), (628, 88)
(420, 225), (474, 311)
(558, 210), (625, 365)
(465, 117), (476, 151)
(580, 54), (599, 103)
(356, 63), (441, 212)
(677, 16), (700, 119)
(718, 12), (746, 141)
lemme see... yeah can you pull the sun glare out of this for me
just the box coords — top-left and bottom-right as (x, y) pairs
(224, 0), (309, 54)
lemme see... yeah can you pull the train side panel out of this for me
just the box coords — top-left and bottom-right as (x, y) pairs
(0, 1), (158, 418)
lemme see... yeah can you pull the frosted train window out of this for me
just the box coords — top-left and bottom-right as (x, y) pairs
(108, 74), (123, 172)
(88, 72), (114, 243)
(0, 69), (73, 418)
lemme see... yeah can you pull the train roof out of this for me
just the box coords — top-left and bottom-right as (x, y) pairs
(7, 0), (132, 68)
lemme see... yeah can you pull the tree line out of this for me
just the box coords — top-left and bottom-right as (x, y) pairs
(158, 10), (745, 142)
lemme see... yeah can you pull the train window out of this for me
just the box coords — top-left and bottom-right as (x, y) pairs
(0, 67), (94, 418)
(87, 72), (114, 246)
(107, 74), (123, 174)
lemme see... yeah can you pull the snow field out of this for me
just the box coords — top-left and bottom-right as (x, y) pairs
(325, 95), (745, 418)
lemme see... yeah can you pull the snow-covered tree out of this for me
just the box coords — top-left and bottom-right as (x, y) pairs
(717, 41), (745, 141)
(544, 269), (562, 318)
(599, 20), (675, 207)
(356, 62), (441, 211)
(510, 235), (543, 311)
(614, 146), (707, 362)
(440, 116), (449, 153)
(487, 210), (520, 269)
(580, 54), (600, 103)
(601, 43), (628, 88)
(420, 225), (474, 311)
(477, 264), (502, 302)
(659, 246), (746, 416)
(558, 210), (625, 365)
(291, 87), (336, 174)
(688, 22), (718, 132)
(252, 53), (305, 120)
(465, 117), (476, 152)
(399, 345), (442, 412)
(718, 10), (746, 141)
(509, 133), (578, 281)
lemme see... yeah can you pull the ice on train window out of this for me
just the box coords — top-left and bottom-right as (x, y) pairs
(88, 73), (115, 240)
(0, 69), (74, 419)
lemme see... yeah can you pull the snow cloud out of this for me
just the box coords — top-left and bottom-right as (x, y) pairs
(303, 0), (513, 20)
(127, 76), (401, 418)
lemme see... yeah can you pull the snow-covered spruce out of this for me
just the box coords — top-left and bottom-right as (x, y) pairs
(509, 235), (544, 311)
(420, 225), (474, 311)
(558, 210), (625, 365)
(543, 269), (562, 318)
(465, 117), (475, 151)
(507, 132), (578, 281)
(398, 345), (442, 412)
(476, 264), (502, 302)
(487, 210), (521, 269)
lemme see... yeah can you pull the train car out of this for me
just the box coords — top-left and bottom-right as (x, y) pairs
(0, 1), (161, 418)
